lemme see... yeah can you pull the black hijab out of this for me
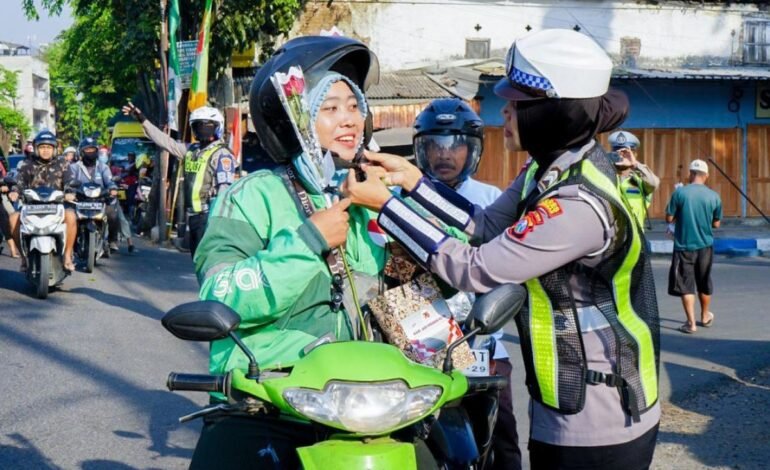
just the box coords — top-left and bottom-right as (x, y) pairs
(516, 89), (629, 176)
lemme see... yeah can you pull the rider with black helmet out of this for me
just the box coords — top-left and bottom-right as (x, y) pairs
(69, 136), (123, 252)
(8, 130), (78, 271)
(414, 98), (522, 469)
(189, 35), (386, 468)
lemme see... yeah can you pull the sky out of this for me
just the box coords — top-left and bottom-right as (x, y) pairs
(0, 2), (73, 48)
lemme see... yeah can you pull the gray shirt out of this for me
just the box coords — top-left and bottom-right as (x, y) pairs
(430, 141), (660, 446)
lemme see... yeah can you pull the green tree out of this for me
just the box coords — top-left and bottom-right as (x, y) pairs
(0, 66), (31, 156)
(24, 0), (303, 130)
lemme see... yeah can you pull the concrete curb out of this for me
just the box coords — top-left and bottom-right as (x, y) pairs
(648, 238), (770, 255)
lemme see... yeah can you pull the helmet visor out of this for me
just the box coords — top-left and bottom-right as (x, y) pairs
(414, 134), (482, 185)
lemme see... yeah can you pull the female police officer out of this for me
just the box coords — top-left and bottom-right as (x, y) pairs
(346, 29), (660, 469)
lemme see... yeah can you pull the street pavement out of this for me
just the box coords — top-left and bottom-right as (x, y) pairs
(1, 241), (768, 469)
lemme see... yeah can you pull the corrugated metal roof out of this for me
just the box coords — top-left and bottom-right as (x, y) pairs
(466, 62), (770, 81)
(367, 71), (455, 101)
(613, 67), (770, 80)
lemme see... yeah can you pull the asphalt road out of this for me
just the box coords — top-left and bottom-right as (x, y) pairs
(1, 241), (768, 469)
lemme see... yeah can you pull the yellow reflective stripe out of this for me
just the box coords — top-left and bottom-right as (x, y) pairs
(620, 178), (650, 228)
(582, 160), (658, 406)
(521, 161), (539, 199)
(189, 145), (219, 212)
(526, 278), (559, 408)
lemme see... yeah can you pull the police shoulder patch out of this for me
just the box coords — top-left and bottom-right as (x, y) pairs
(507, 216), (533, 240)
(535, 198), (563, 219)
(219, 156), (233, 172)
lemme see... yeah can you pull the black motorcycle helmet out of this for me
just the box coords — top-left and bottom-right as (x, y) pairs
(250, 36), (379, 163)
(33, 130), (58, 161)
(79, 136), (99, 165)
(413, 98), (484, 185)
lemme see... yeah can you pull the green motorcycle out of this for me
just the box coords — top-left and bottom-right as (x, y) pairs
(162, 283), (526, 469)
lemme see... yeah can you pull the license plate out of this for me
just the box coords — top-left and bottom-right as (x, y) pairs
(25, 204), (58, 215)
(117, 189), (127, 201)
(462, 349), (491, 377)
(77, 202), (104, 211)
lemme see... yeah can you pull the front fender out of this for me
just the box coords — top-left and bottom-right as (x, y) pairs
(297, 438), (418, 470)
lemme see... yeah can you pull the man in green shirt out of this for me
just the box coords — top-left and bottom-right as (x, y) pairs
(666, 159), (722, 334)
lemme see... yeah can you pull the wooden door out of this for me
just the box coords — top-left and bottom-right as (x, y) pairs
(479, 127), (743, 218)
(747, 125), (770, 217)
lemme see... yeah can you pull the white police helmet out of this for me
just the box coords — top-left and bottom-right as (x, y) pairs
(189, 106), (225, 139)
(494, 29), (613, 101)
(608, 131), (640, 150)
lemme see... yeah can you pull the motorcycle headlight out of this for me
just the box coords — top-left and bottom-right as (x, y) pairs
(85, 187), (101, 198)
(283, 380), (441, 434)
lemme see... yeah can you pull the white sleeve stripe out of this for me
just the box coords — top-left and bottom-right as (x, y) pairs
(386, 198), (446, 243)
(379, 214), (429, 262)
(414, 183), (471, 226)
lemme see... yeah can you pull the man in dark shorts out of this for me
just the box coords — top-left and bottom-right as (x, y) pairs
(666, 159), (722, 334)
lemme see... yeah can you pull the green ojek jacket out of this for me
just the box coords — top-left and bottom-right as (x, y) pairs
(194, 167), (387, 376)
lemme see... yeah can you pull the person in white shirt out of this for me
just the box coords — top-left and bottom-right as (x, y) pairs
(413, 97), (521, 469)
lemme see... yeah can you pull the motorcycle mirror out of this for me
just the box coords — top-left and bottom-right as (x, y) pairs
(162, 300), (241, 341)
(467, 283), (527, 335)
(162, 301), (262, 380)
(443, 284), (527, 373)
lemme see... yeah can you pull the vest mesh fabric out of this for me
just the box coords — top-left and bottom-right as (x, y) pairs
(515, 144), (660, 417)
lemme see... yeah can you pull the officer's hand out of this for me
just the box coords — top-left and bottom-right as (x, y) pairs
(122, 102), (146, 123)
(309, 198), (351, 249)
(342, 167), (392, 211)
(616, 148), (638, 169)
(64, 193), (76, 202)
(8, 190), (18, 202)
(363, 151), (423, 192)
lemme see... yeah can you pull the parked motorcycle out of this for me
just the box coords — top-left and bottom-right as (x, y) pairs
(74, 181), (110, 273)
(162, 283), (526, 469)
(15, 181), (69, 299)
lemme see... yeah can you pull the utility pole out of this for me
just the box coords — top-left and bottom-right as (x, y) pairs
(157, 0), (169, 243)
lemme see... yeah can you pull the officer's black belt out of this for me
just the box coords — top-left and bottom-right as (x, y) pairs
(585, 369), (642, 423)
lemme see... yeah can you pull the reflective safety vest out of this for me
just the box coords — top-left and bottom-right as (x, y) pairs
(515, 144), (659, 422)
(620, 175), (651, 231)
(183, 143), (224, 213)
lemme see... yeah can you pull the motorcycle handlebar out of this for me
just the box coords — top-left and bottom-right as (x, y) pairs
(167, 373), (226, 393)
(466, 375), (508, 394)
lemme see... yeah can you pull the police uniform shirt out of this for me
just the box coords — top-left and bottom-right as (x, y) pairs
(430, 141), (660, 447)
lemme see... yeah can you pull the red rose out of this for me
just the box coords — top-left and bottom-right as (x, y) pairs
(283, 75), (305, 96)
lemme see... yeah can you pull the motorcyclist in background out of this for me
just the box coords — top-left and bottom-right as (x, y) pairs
(60, 146), (77, 164)
(8, 130), (78, 271)
(68, 137), (122, 252)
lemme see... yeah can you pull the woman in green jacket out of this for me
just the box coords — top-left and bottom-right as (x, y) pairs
(190, 36), (386, 469)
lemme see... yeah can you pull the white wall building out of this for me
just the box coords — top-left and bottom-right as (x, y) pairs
(0, 41), (55, 135)
(290, 0), (769, 71)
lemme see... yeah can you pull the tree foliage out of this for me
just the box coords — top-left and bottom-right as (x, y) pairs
(24, 0), (304, 132)
(0, 66), (31, 156)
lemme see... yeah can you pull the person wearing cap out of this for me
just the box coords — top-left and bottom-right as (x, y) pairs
(346, 28), (660, 469)
(608, 131), (659, 231)
(413, 97), (522, 469)
(665, 159), (721, 334)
